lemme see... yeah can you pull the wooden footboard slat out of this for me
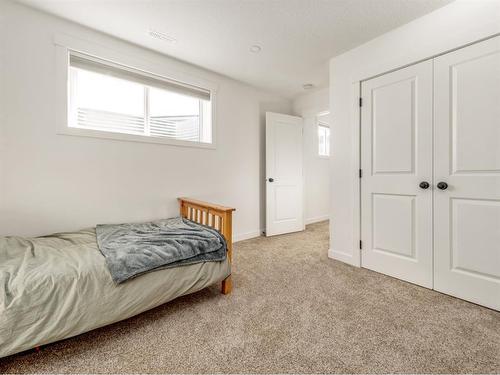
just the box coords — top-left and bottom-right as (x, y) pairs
(178, 197), (235, 294)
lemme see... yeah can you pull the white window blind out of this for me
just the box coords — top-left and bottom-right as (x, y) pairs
(68, 52), (212, 144)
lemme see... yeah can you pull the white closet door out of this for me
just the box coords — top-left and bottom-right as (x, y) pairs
(434, 36), (500, 310)
(361, 60), (433, 288)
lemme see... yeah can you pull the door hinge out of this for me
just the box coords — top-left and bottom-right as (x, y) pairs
(359, 240), (363, 249)
(359, 97), (363, 107)
(359, 169), (362, 178)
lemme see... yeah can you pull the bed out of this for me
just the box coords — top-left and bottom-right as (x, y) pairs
(0, 198), (235, 358)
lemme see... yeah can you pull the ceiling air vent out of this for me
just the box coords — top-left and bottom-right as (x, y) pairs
(148, 29), (177, 43)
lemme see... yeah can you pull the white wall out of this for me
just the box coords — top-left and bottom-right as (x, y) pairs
(292, 88), (330, 224)
(0, 0), (291, 240)
(329, 0), (500, 266)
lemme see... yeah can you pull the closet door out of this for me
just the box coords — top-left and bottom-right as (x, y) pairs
(361, 60), (433, 288)
(434, 36), (500, 310)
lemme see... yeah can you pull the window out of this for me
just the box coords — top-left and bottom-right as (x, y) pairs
(318, 124), (330, 157)
(317, 112), (330, 157)
(68, 53), (212, 144)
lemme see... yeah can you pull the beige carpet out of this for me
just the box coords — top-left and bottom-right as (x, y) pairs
(1, 221), (499, 374)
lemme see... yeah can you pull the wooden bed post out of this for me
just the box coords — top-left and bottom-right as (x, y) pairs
(178, 197), (235, 295)
(220, 210), (233, 294)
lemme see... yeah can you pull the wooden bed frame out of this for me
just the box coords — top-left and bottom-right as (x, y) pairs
(178, 197), (235, 295)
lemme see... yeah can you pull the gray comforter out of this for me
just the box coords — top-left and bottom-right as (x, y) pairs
(96, 217), (227, 283)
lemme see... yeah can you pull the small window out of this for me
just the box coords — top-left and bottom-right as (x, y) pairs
(69, 53), (212, 144)
(317, 120), (330, 157)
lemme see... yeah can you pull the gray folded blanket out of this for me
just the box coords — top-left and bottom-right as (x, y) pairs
(96, 217), (227, 284)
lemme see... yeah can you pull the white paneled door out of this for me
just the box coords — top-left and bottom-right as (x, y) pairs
(360, 36), (500, 310)
(266, 112), (304, 236)
(361, 60), (434, 288)
(433, 36), (500, 311)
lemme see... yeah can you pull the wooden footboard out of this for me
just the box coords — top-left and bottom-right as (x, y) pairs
(178, 197), (235, 294)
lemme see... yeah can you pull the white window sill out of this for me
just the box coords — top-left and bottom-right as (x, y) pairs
(318, 154), (330, 159)
(58, 126), (216, 149)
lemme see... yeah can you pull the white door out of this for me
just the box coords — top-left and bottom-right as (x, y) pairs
(361, 60), (433, 288)
(266, 112), (304, 236)
(434, 36), (500, 310)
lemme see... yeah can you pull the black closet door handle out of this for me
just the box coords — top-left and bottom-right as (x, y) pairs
(437, 181), (448, 190)
(419, 181), (430, 189)
(268, 178), (274, 182)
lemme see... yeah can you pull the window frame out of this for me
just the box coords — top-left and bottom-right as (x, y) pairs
(55, 34), (218, 149)
(316, 111), (330, 158)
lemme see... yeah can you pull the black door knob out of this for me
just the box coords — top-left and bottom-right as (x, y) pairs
(437, 181), (448, 190)
(268, 178), (274, 182)
(419, 181), (430, 189)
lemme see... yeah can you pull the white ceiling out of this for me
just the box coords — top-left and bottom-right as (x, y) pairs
(19, 0), (452, 98)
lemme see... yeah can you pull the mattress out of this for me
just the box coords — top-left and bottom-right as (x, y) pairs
(0, 228), (230, 358)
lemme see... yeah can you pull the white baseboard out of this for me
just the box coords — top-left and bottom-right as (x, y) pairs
(233, 229), (263, 243)
(328, 248), (359, 267)
(233, 218), (329, 243)
(234, 217), (329, 243)
(305, 215), (330, 225)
